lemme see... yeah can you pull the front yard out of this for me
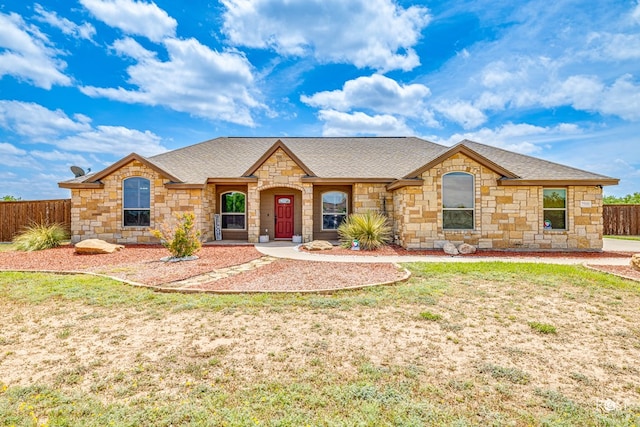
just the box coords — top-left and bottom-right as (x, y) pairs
(1, 263), (639, 426)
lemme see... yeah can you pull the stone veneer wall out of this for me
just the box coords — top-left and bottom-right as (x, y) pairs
(352, 183), (392, 215)
(200, 183), (216, 241)
(69, 160), (205, 244)
(393, 153), (604, 250)
(248, 148), (313, 243)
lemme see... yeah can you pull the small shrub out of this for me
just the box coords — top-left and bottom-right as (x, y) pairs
(12, 222), (69, 251)
(337, 211), (391, 251)
(529, 321), (557, 334)
(419, 311), (442, 321)
(150, 212), (201, 258)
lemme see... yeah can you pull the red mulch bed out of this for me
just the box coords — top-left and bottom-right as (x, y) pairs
(585, 264), (640, 282)
(186, 260), (406, 292)
(0, 245), (263, 286)
(300, 244), (634, 258)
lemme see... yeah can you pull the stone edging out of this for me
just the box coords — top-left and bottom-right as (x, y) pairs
(582, 263), (640, 282)
(154, 264), (412, 294)
(0, 262), (412, 294)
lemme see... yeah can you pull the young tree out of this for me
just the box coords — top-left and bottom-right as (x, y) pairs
(1, 195), (21, 201)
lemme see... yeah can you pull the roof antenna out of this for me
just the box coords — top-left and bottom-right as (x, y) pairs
(70, 166), (85, 177)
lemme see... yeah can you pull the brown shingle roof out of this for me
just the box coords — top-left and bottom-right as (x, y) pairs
(59, 136), (618, 186)
(458, 140), (617, 182)
(148, 136), (447, 182)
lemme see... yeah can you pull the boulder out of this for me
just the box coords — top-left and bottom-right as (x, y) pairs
(458, 243), (477, 255)
(631, 254), (640, 272)
(303, 240), (334, 251)
(75, 239), (124, 255)
(443, 242), (459, 256)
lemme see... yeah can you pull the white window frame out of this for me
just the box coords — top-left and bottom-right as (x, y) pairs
(442, 172), (475, 230)
(321, 191), (348, 231)
(220, 191), (246, 230)
(123, 177), (150, 227)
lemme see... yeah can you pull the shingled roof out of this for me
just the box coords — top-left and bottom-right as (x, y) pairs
(59, 136), (618, 188)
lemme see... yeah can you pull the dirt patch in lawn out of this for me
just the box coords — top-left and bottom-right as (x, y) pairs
(0, 269), (639, 423)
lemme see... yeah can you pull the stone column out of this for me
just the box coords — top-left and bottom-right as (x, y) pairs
(247, 183), (260, 243)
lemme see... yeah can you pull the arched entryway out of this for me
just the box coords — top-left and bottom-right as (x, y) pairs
(259, 186), (303, 240)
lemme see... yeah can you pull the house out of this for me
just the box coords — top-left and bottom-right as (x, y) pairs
(59, 137), (618, 250)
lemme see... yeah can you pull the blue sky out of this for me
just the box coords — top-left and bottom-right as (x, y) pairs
(0, 0), (639, 199)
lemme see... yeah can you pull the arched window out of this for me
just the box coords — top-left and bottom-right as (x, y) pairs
(123, 177), (150, 226)
(221, 191), (246, 230)
(442, 172), (474, 230)
(322, 191), (348, 230)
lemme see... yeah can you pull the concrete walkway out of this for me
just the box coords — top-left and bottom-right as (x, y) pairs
(255, 238), (639, 266)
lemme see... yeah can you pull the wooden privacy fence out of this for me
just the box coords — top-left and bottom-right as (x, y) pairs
(603, 204), (640, 236)
(0, 199), (71, 242)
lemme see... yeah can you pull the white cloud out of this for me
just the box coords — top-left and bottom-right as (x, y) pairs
(432, 122), (582, 154)
(31, 150), (89, 164)
(0, 100), (90, 140)
(632, 1), (640, 23)
(111, 37), (156, 60)
(0, 142), (27, 156)
(0, 100), (166, 156)
(0, 12), (71, 89)
(317, 110), (413, 136)
(544, 74), (640, 121)
(433, 100), (487, 130)
(81, 37), (263, 126)
(585, 32), (640, 61)
(80, 0), (176, 42)
(34, 4), (96, 40)
(57, 126), (165, 156)
(301, 74), (430, 117)
(221, 0), (430, 71)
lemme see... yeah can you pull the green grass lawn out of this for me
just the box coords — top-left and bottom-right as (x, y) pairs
(1, 263), (639, 426)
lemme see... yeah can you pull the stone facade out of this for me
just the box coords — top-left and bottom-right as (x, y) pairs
(353, 183), (392, 215)
(69, 160), (205, 244)
(392, 153), (603, 250)
(248, 148), (313, 243)
(66, 152), (605, 250)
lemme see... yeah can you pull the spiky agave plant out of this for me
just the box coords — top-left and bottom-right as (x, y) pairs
(12, 222), (69, 251)
(337, 211), (391, 250)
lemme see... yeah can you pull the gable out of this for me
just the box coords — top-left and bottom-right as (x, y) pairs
(404, 143), (518, 179)
(243, 140), (315, 177)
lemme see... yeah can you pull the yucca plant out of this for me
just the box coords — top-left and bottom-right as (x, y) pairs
(337, 211), (392, 251)
(12, 222), (69, 251)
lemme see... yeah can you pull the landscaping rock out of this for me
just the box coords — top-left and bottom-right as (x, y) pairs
(75, 239), (124, 255)
(631, 254), (640, 272)
(443, 242), (459, 256)
(303, 240), (334, 251)
(458, 243), (477, 254)
(433, 240), (448, 249)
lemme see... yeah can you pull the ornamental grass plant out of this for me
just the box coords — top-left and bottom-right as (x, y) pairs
(338, 211), (392, 251)
(12, 222), (69, 251)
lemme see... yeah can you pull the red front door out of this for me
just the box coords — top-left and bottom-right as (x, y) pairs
(275, 195), (294, 239)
